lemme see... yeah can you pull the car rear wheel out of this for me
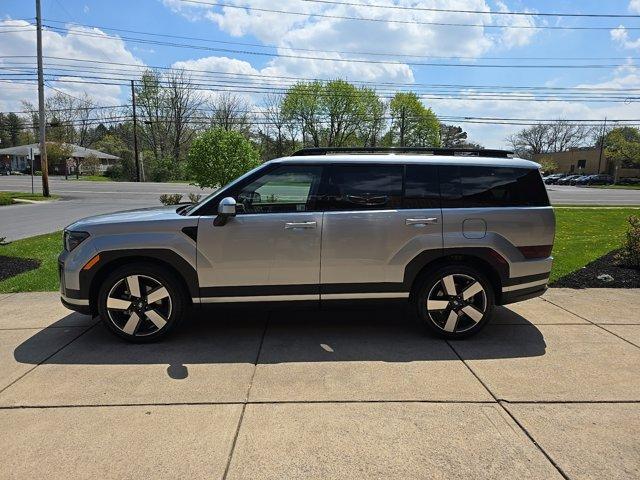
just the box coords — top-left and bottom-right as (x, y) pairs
(415, 265), (494, 339)
(97, 263), (186, 343)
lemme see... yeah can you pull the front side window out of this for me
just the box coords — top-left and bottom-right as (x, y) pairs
(317, 164), (403, 211)
(233, 165), (322, 214)
(440, 165), (549, 208)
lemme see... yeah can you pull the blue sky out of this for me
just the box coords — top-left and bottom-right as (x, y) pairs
(2, 0), (640, 147)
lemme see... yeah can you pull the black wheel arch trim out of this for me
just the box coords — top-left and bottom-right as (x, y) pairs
(403, 247), (510, 289)
(79, 248), (199, 303)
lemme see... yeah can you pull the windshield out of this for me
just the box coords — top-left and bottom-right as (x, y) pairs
(181, 163), (269, 215)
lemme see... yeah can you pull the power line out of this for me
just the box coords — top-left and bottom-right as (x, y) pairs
(19, 29), (637, 69)
(293, 0), (640, 18)
(40, 20), (640, 61)
(176, 0), (640, 31)
(5, 56), (639, 93)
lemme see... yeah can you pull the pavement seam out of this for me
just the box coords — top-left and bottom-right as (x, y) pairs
(445, 339), (571, 480)
(221, 311), (270, 480)
(542, 297), (640, 350)
(0, 321), (98, 397)
(0, 293), (18, 303)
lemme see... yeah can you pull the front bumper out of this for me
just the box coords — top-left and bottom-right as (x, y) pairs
(58, 257), (91, 315)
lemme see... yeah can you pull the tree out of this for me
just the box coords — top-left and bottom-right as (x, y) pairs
(605, 127), (640, 168)
(538, 157), (559, 174)
(209, 91), (251, 133)
(507, 121), (592, 158)
(389, 92), (440, 147)
(281, 80), (389, 148)
(187, 129), (260, 189)
(0, 113), (24, 147)
(440, 124), (471, 148)
(83, 154), (101, 176)
(46, 142), (73, 176)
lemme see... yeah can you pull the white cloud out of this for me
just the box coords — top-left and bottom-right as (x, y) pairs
(162, 0), (540, 85)
(0, 19), (143, 111)
(611, 25), (640, 50)
(428, 66), (640, 148)
(630, 0), (640, 14)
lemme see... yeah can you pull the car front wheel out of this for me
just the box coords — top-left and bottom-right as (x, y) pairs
(97, 263), (186, 342)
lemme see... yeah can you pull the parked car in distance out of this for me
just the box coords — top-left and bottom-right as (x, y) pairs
(585, 174), (614, 185)
(544, 173), (565, 185)
(569, 175), (590, 185)
(556, 175), (580, 185)
(59, 147), (555, 343)
(618, 177), (640, 185)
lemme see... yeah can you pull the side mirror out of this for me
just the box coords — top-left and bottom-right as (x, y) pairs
(214, 197), (236, 226)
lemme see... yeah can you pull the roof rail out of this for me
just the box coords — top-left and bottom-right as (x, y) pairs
(291, 147), (513, 158)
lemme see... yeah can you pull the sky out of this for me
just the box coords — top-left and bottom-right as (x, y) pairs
(1, 0), (640, 148)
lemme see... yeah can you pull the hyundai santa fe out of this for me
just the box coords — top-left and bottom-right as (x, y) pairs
(59, 147), (555, 342)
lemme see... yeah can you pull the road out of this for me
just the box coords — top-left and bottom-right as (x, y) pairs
(0, 176), (639, 241)
(0, 176), (212, 241)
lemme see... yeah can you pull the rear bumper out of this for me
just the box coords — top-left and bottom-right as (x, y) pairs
(499, 271), (550, 305)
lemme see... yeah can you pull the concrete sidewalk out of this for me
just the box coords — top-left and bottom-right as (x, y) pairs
(0, 289), (638, 479)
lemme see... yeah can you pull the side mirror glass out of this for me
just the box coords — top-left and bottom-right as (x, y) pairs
(214, 197), (236, 226)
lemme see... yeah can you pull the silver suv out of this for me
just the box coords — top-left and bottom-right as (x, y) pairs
(59, 147), (555, 342)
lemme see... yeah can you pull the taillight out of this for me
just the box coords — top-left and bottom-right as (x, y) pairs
(518, 245), (553, 259)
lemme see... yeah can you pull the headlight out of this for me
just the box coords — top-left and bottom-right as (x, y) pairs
(64, 230), (90, 252)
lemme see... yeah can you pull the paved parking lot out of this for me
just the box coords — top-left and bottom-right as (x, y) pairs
(0, 289), (638, 479)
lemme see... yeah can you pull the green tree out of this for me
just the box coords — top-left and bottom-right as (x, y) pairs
(605, 127), (640, 168)
(187, 129), (260, 189)
(46, 142), (73, 176)
(538, 157), (559, 174)
(389, 92), (440, 147)
(281, 80), (387, 147)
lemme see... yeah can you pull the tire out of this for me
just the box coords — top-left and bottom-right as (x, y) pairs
(97, 263), (187, 343)
(414, 264), (494, 339)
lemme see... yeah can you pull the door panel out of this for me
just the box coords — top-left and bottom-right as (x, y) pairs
(197, 212), (322, 291)
(320, 209), (442, 290)
(196, 164), (323, 302)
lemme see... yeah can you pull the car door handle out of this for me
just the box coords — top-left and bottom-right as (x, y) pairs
(405, 218), (438, 226)
(284, 221), (317, 230)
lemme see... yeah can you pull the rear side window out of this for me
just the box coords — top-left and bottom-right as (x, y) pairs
(317, 164), (402, 211)
(404, 165), (440, 209)
(440, 165), (549, 208)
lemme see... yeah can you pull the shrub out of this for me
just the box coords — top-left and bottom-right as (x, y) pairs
(187, 129), (260, 189)
(159, 193), (183, 205)
(0, 193), (12, 206)
(187, 192), (201, 203)
(617, 215), (640, 268)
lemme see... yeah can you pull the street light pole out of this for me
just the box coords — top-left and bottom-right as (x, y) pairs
(131, 80), (141, 182)
(35, 0), (49, 196)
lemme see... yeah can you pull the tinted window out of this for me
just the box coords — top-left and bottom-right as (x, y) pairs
(317, 165), (402, 211)
(440, 165), (549, 208)
(233, 165), (322, 214)
(404, 165), (440, 209)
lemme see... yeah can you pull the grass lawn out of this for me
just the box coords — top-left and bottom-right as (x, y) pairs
(0, 231), (61, 293)
(550, 207), (639, 282)
(588, 184), (640, 190)
(0, 191), (59, 205)
(0, 207), (638, 292)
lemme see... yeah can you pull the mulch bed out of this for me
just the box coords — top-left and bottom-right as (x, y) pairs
(551, 249), (640, 289)
(0, 256), (41, 282)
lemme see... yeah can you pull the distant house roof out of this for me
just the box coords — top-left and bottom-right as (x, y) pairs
(0, 143), (119, 160)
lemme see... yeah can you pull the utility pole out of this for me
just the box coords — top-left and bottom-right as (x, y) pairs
(597, 117), (607, 174)
(35, 0), (49, 196)
(399, 106), (406, 147)
(131, 80), (141, 182)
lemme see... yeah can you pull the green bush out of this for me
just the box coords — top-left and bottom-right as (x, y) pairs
(159, 193), (183, 205)
(187, 192), (201, 203)
(187, 129), (260, 189)
(617, 215), (640, 267)
(0, 193), (12, 205)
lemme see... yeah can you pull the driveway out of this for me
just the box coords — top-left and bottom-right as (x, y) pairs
(0, 289), (638, 479)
